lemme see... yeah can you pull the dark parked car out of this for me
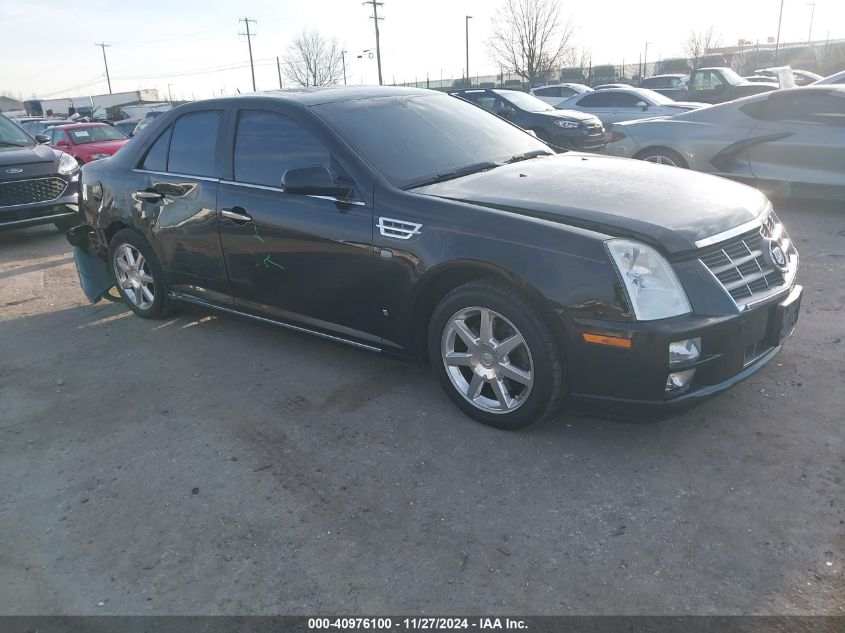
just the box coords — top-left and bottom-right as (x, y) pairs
(685, 67), (778, 103)
(69, 87), (801, 429)
(451, 88), (605, 151)
(0, 114), (80, 232)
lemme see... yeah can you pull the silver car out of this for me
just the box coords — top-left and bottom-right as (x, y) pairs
(812, 69), (845, 85)
(556, 87), (707, 126)
(604, 86), (845, 200)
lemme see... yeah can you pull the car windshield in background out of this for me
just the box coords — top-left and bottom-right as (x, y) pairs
(0, 115), (33, 147)
(497, 90), (555, 112)
(313, 94), (549, 189)
(68, 125), (127, 144)
(637, 89), (675, 105)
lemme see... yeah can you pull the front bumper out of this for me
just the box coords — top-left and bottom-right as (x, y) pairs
(550, 127), (607, 152)
(565, 284), (802, 417)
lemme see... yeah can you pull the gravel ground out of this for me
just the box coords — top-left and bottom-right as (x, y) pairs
(0, 201), (842, 615)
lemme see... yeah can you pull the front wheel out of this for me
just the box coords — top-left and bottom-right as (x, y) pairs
(428, 279), (565, 430)
(635, 147), (688, 168)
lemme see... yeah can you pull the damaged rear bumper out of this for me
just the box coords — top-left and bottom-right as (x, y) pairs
(66, 225), (114, 303)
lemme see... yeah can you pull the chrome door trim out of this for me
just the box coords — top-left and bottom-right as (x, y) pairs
(219, 179), (366, 206)
(168, 292), (382, 353)
(133, 169), (221, 183)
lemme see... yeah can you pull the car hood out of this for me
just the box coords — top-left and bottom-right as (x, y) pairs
(75, 139), (126, 153)
(0, 143), (58, 167)
(538, 109), (600, 123)
(411, 153), (768, 255)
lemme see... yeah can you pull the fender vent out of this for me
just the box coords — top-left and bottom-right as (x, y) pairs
(377, 217), (422, 240)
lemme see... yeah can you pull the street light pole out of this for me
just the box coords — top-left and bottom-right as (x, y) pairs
(774, 0), (785, 64)
(643, 42), (651, 83)
(341, 50), (348, 85)
(466, 15), (473, 87)
(807, 2), (816, 45)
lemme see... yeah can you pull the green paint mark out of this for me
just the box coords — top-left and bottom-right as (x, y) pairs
(263, 255), (284, 270)
(253, 226), (264, 243)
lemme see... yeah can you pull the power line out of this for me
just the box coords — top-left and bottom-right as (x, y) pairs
(37, 75), (105, 99)
(113, 59), (275, 81)
(95, 42), (112, 94)
(362, 1), (384, 85)
(239, 17), (258, 92)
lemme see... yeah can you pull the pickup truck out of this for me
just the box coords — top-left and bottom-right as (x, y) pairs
(681, 67), (778, 103)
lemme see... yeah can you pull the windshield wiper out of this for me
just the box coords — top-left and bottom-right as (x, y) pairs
(404, 160), (500, 189)
(504, 149), (553, 164)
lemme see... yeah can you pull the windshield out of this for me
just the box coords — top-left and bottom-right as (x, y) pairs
(719, 68), (744, 85)
(67, 125), (127, 144)
(0, 115), (33, 147)
(634, 89), (675, 105)
(313, 94), (549, 189)
(496, 90), (555, 112)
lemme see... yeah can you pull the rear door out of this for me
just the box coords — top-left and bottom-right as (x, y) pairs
(610, 91), (650, 123)
(216, 105), (383, 345)
(124, 108), (230, 304)
(744, 90), (845, 195)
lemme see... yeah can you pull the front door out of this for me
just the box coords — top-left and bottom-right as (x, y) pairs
(123, 109), (230, 304)
(216, 107), (383, 346)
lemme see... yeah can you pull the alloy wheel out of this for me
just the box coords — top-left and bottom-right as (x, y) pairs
(441, 306), (534, 414)
(643, 154), (678, 167)
(113, 243), (155, 310)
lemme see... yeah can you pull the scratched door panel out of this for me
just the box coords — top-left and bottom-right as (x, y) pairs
(216, 182), (383, 344)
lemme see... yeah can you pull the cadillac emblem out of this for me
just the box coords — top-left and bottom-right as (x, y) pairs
(767, 240), (788, 272)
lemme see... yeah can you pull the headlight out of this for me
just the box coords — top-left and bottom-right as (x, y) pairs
(90, 153), (111, 160)
(58, 152), (79, 175)
(606, 238), (691, 321)
(554, 120), (580, 129)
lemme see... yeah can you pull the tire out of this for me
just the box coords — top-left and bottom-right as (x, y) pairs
(428, 278), (565, 430)
(635, 147), (688, 168)
(108, 228), (172, 319)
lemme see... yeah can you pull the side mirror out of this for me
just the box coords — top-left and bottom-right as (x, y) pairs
(35, 134), (50, 144)
(636, 101), (648, 110)
(282, 165), (352, 199)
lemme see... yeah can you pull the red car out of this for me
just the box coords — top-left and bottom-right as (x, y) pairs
(45, 122), (128, 165)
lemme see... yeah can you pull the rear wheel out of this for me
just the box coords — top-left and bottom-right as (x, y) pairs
(108, 228), (172, 319)
(635, 147), (688, 168)
(428, 279), (565, 430)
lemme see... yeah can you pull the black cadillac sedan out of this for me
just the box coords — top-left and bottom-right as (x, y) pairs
(69, 87), (800, 429)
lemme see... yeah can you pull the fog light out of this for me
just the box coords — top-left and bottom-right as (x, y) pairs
(669, 337), (701, 366)
(665, 369), (696, 394)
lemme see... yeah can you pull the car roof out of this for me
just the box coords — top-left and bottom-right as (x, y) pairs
(50, 122), (111, 129)
(200, 86), (435, 108)
(647, 74), (687, 79)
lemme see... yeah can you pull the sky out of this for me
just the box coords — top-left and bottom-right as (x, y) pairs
(1, 0), (843, 102)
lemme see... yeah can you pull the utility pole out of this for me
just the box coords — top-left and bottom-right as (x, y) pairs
(807, 2), (816, 45)
(774, 0), (785, 64)
(95, 43), (112, 94)
(341, 50), (348, 85)
(465, 15), (472, 87)
(276, 56), (283, 89)
(643, 42), (651, 83)
(362, 1), (384, 85)
(167, 84), (174, 101)
(239, 17), (257, 91)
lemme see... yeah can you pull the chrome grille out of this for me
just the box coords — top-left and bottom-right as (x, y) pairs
(698, 213), (788, 306)
(0, 177), (68, 207)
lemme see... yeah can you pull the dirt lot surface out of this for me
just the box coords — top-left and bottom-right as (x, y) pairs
(0, 201), (842, 615)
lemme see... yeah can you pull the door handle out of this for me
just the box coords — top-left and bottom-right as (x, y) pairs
(134, 190), (163, 202)
(221, 207), (252, 223)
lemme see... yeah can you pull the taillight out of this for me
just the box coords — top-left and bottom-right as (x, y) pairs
(606, 131), (626, 143)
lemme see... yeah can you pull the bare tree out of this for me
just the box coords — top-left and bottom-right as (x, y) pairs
(488, 0), (575, 88)
(683, 26), (721, 71)
(284, 29), (344, 87)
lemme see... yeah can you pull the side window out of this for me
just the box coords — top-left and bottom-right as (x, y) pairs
(577, 92), (613, 108)
(746, 93), (845, 126)
(533, 87), (551, 97)
(613, 92), (644, 108)
(54, 130), (67, 144)
(691, 71), (711, 91)
(233, 110), (331, 187)
(167, 111), (221, 177)
(140, 125), (172, 172)
(560, 87), (576, 98)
